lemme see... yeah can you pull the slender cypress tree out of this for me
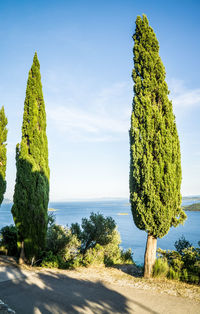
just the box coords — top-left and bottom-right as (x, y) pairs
(129, 15), (186, 278)
(12, 53), (50, 263)
(0, 106), (8, 205)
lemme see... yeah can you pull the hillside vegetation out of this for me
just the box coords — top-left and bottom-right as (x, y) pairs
(183, 203), (200, 211)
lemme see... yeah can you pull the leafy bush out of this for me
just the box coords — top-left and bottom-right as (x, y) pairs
(103, 228), (121, 263)
(71, 212), (116, 253)
(120, 248), (133, 264)
(174, 236), (192, 255)
(47, 212), (56, 227)
(167, 267), (180, 280)
(71, 212), (133, 266)
(153, 258), (169, 277)
(181, 268), (188, 282)
(41, 212), (133, 269)
(44, 223), (80, 267)
(41, 251), (61, 268)
(0, 225), (18, 256)
(83, 244), (105, 266)
(157, 236), (200, 284)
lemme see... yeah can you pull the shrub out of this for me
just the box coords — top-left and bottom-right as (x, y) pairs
(103, 229), (122, 266)
(69, 254), (83, 268)
(181, 268), (188, 282)
(71, 212), (133, 267)
(182, 246), (200, 269)
(167, 267), (180, 280)
(46, 224), (70, 255)
(83, 244), (105, 266)
(41, 212), (134, 269)
(45, 224), (80, 264)
(72, 212), (116, 253)
(41, 251), (60, 268)
(0, 225), (18, 256)
(120, 248), (133, 264)
(153, 258), (169, 278)
(47, 212), (56, 227)
(157, 248), (183, 272)
(174, 236), (192, 255)
(189, 274), (199, 284)
(157, 237), (200, 284)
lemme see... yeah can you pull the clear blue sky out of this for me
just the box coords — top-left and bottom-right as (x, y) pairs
(1, 0), (200, 201)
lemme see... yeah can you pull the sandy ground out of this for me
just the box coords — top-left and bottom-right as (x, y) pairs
(0, 257), (200, 314)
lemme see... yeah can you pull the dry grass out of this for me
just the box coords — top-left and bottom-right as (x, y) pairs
(35, 264), (200, 302)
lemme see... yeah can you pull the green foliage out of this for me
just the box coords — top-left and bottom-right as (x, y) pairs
(46, 224), (70, 256)
(71, 212), (133, 266)
(72, 212), (116, 253)
(0, 225), (18, 256)
(181, 268), (188, 282)
(41, 213), (133, 269)
(42, 218), (81, 268)
(47, 212), (56, 227)
(41, 251), (61, 268)
(83, 244), (105, 266)
(12, 53), (50, 261)
(0, 106), (8, 205)
(129, 15), (186, 238)
(174, 236), (192, 255)
(153, 258), (169, 277)
(103, 229), (123, 266)
(46, 224), (80, 261)
(167, 267), (180, 280)
(120, 248), (133, 264)
(157, 237), (200, 284)
(71, 222), (82, 240)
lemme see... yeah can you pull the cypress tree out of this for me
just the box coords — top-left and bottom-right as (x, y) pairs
(0, 106), (8, 205)
(129, 15), (186, 278)
(12, 53), (50, 263)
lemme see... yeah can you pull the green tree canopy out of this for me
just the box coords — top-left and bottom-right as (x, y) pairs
(129, 15), (186, 277)
(0, 106), (8, 205)
(12, 52), (50, 262)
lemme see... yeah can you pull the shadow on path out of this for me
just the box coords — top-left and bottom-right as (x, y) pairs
(0, 266), (160, 313)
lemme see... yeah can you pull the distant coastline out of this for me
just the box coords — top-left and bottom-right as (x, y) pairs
(3, 196), (200, 212)
(183, 202), (200, 211)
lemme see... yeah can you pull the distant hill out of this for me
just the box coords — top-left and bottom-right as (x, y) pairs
(182, 196), (200, 202)
(183, 202), (200, 211)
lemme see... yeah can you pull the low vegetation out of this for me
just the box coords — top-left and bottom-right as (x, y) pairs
(42, 212), (133, 268)
(0, 212), (133, 269)
(1, 217), (199, 286)
(153, 236), (200, 284)
(0, 225), (18, 256)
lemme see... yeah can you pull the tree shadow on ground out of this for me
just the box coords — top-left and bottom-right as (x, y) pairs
(0, 266), (158, 314)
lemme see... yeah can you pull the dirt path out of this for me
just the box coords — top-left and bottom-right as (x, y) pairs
(0, 261), (200, 313)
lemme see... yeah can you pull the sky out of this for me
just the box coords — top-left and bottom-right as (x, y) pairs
(0, 0), (200, 201)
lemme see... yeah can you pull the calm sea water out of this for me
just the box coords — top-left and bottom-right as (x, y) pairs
(0, 200), (199, 264)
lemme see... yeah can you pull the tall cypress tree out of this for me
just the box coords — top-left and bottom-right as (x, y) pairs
(0, 106), (8, 205)
(12, 53), (50, 263)
(129, 15), (186, 278)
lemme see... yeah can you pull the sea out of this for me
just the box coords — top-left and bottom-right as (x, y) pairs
(0, 199), (200, 265)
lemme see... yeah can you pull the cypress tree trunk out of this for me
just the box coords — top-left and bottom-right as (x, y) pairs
(144, 234), (157, 278)
(19, 241), (25, 265)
